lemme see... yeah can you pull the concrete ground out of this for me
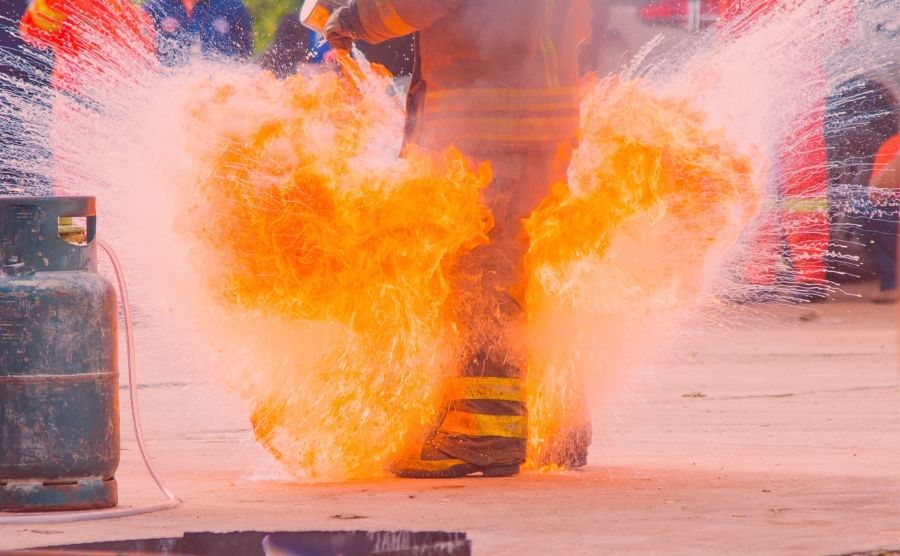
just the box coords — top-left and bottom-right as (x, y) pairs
(2, 283), (898, 555)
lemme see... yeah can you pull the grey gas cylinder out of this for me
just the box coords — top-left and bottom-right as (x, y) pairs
(0, 196), (119, 512)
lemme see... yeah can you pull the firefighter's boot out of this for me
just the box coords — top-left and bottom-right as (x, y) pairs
(391, 442), (520, 479)
(392, 352), (527, 478)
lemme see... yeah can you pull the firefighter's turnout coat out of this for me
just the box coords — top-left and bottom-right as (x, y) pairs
(348, 0), (591, 468)
(351, 0), (588, 152)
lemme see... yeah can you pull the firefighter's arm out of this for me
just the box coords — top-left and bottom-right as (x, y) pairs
(326, 0), (461, 48)
(354, 0), (462, 41)
(19, 0), (67, 49)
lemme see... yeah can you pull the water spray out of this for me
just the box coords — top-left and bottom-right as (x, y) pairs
(299, 0), (369, 87)
(0, 0), (896, 484)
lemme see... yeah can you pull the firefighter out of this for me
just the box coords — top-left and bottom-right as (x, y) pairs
(325, 0), (591, 478)
(20, 0), (156, 193)
(868, 135), (900, 303)
(719, 0), (832, 297)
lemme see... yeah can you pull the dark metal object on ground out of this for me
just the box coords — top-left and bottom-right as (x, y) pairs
(18, 530), (471, 556)
(0, 196), (119, 512)
(833, 550), (900, 556)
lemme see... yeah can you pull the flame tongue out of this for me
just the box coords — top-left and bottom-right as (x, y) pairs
(184, 67), (492, 479)
(524, 79), (759, 467)
(181, 67), (757, 479)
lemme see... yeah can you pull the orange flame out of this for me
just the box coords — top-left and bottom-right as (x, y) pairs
(524, 78), (759, 466)
(183, 67), (492, 479)
(181, 68), (758, 480)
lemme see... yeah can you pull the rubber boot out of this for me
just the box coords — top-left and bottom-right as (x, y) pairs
(391, 351), (526, 479)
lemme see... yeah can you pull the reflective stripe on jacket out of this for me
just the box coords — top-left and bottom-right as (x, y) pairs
(782, 197), (828, 213)
(351, 0), (589, 149)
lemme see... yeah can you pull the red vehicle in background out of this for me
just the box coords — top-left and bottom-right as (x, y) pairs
(640, 0), (721, 28)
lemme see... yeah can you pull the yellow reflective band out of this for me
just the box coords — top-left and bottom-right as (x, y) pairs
(422, 130), (578, 144)
(373, 0), (416, 37)
(426, 87), (580, 101)
(420, 117), (579, 144)
(419, 88), (580, 145)
(439, 411), (527, 439)
(425, 115), (579, 128)
(540, 0), (561, 88)
(392, 455), (469, 473)
(423, 88), (579, 117)
(448, 377), (525, 402)
(427, 101), (577, 113)
(783, 197), (828, 213)
(30, 0), (66, 33)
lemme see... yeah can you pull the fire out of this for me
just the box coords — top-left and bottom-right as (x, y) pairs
(175, 68), (758, 480)
(523, 79), (759, 466)
(0, 0), (875, 483)
(182, 66), (493, 478)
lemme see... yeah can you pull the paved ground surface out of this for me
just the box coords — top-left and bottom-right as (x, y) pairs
(2, 283), (898, 555)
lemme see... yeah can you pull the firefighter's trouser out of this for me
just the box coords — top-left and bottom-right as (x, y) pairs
(432, 148), (567, 467)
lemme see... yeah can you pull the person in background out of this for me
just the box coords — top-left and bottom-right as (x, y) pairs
(0, 0), (52, 194)
(260, 8), (331, 78)
(20, 0), (154, 96)
(823, 77), (898, 301)
(578, 0), (629, 77)
(578, 0), (689, 78)
(719, 0), (839, 301)
(868, 135), (900, 303)
(143, 0), (253, 67)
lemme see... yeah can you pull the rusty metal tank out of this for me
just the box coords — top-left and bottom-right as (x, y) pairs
(0, 196), (119, 512)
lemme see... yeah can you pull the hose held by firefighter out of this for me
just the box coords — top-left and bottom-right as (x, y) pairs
(323, 0), (592, 478)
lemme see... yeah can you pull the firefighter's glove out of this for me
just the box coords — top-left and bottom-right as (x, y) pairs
(325, 2), (360, 51)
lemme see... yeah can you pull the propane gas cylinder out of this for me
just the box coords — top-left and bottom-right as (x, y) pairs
(0, 196), (119, 512)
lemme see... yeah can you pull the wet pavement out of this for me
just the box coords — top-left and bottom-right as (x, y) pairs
(1, 284), (898, 555)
